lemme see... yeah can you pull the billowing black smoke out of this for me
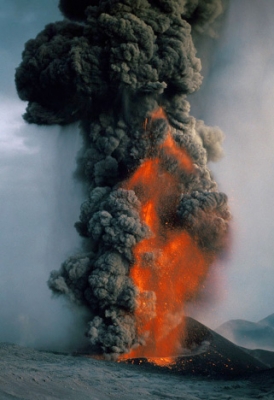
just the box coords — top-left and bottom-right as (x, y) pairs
(16, 0), (230, 359)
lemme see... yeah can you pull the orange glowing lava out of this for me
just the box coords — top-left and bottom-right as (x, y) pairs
(122, 108), (212, 362)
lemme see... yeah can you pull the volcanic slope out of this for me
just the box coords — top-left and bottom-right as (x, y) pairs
(123, 317), (268, 377)
(216, 313), (274, 351)
(242, 348), (274, 369)
(1, 318), (274, 400)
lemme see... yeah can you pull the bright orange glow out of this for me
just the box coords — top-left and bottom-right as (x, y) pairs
(147, 357), (176, 367)
(150, 107), (167, 119)
(122, 108), (212, 363)
(143, 117), (148, 131)
(161, 134), (194, 173)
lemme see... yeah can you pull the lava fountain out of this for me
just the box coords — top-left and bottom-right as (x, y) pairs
(123, 108), (214, 361)
(15, 0), (230, 360)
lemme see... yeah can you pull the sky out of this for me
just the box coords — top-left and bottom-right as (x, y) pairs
(189, 0), (274, 327)
(0, 0), (274, 350)
(0, 0), (89, 350)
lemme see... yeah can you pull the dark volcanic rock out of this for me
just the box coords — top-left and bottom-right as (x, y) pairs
(241, 348), (274, 369)
(124, 317), (269, 377)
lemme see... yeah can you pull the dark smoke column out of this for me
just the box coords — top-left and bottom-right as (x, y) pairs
(16, 0), (230, 359)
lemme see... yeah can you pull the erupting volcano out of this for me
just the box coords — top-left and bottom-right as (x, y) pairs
(123, 108), (215, 360)
(15, 0), (230, 360)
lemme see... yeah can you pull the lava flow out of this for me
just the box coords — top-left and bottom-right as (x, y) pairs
(123, 109), (212, 363)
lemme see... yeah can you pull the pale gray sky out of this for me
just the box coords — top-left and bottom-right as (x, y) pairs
(0, 0), (88, 350)
(189, 0), (274, 328)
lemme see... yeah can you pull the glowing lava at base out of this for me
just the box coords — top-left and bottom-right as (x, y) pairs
(122, 109), (213, 363)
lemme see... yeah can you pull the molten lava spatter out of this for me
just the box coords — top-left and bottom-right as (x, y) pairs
(123, 109), (212, 362)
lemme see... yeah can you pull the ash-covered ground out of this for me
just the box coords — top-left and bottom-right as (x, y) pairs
(1, 318), (274, 400)
(0, 343), (273, 400)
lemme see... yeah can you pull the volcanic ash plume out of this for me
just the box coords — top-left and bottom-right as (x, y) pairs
(16, 0), (230, 359)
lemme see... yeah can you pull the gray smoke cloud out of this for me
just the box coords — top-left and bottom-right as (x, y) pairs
(16, 0), (230, 358)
